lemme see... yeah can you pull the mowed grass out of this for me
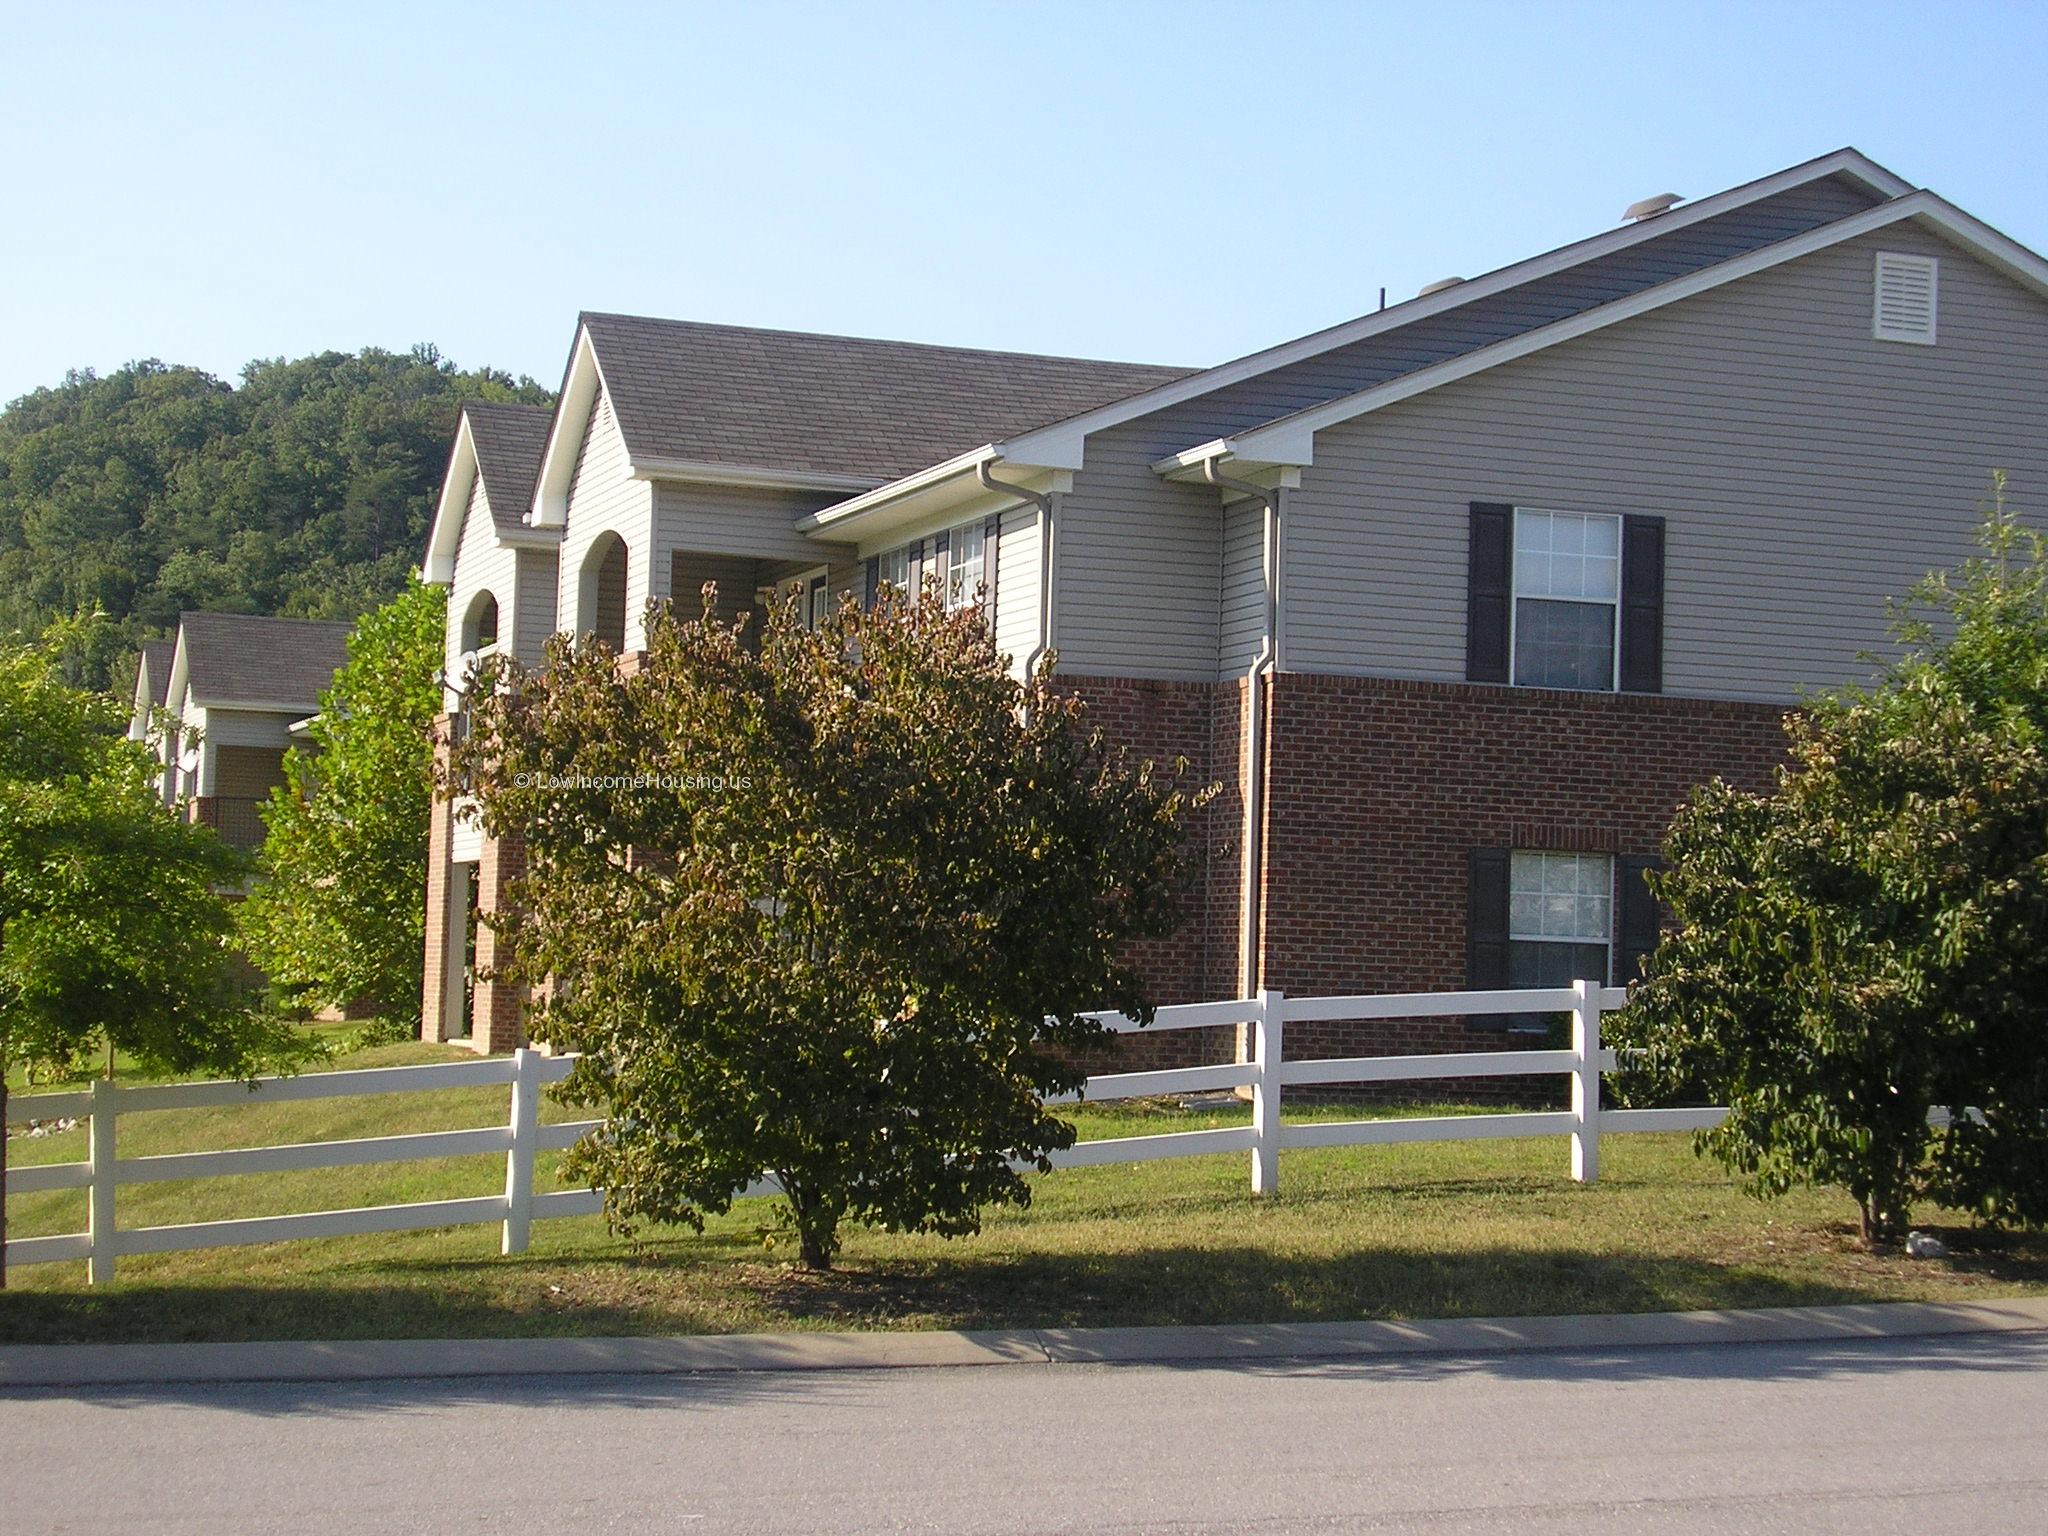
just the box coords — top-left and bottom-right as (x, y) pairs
(4, 1036), (2045, 1345)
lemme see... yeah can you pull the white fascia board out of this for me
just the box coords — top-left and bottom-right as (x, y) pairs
(531, 325), (605, 528)
(797, 444), (998, 531)
(420, 413), (480, 584)
(631, 457), (882, 495)
(1218, 191), (2039, 467)
(798, 451), (1073, 548)
(999, 148), (1915, 470)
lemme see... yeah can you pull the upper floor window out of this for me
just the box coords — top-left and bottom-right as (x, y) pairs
(945, 521), (985, 611)
(1513, 509), (1620, 690)
(1466, 503), (1663, 694)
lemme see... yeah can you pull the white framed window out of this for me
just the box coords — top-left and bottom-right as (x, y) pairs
(945, 521), (985, 611)
(1512, 508), (1621, 691)
(877, 546), (910, 596)
(1507, 851), (1613, 993)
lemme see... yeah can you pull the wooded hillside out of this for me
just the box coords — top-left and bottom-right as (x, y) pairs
(0, 346), (553, 686)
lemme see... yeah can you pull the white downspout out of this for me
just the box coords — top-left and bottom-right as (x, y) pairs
(976, 459), (1057, 681)
(1201, 457), (1280, 1002)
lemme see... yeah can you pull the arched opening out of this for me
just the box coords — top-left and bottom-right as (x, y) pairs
(581, 532), (629, 652)
(462, 590), (499, 653)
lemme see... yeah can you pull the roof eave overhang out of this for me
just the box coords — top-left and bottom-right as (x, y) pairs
(183, 695), (327, 715)
(1153, 442), (1308, 494)
(420, 413), (480, 584)
(530, 324), (605, 529)
(796, 447), (1073, 544)
(632, 457), (883, 496)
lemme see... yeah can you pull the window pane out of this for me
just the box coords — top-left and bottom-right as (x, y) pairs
(879, 547), (909, 592)
(1510, 852), (1612, 941)
(1514, 598), (1615, 689)
(947, 523), (985, 611)
(1507, 939), (1611, 988)
(1515, 510), (1620, 601)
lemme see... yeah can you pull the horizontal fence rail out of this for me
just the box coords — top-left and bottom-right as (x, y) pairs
(8, 980), (1811, 1286)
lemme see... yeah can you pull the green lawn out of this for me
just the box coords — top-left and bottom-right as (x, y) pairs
(4, 1035), (2044, 1345)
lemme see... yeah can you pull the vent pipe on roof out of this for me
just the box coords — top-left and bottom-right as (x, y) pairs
(1417, 276), (1466, 298)
(1623, 192), (1684, 222)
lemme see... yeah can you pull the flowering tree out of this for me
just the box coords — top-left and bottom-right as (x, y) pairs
(452, 586), (1207, 1268)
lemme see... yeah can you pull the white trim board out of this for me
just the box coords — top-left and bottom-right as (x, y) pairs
(1166, 190), (2048, 472)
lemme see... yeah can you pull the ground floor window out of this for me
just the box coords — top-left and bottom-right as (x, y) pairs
(1507, 850), (1612, 990)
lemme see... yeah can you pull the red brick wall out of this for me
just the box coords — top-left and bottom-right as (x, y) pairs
(1055, 671), (1788, 1092)
(1259, 672), (1787, 1069)
(420, 722), (457, 1043)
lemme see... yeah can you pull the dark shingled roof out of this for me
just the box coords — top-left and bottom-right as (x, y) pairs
(579, 312), (1195, 482)
(177, 612), (354, 710)
(464, 401), (554, 532)
(141, 640), (175, 705)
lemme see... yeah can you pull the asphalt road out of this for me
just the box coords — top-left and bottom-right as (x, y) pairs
(3, 1330), (2045, 1535)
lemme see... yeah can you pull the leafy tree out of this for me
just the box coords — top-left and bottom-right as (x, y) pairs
(0, 347), (551, 686)
(451, 587), (1208, 1269)
(1614, 481), (2048, 1247)
(240, 579), (447, 1018)
(0, 630), (299, 1286)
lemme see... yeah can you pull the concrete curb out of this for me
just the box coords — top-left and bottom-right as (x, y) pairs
(2, 1297), (2044, 1389)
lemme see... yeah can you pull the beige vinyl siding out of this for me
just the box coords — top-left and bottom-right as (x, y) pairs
(556, 388), (655, 648)
(670, 552), (764, 626)
(1219, 497), (1268, 675)
(654, 482), (838, 563)
(1282, 223), (2048, 702)
(446, 476), (517, 680)
(512, 549), (558, 663)
(1055, 422), (1224, 681)
(993, 504), (1042, 674)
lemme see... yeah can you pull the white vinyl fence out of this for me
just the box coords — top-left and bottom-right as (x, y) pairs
(6, 981), (1723, 1286)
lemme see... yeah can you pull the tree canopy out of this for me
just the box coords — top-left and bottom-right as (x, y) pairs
(452, 586), (1210, 1269)
(0, 627), (303, 1284)
(239, 579), (448, 1019)
(0, 347), (550, 687)
(1614, 482), (2048, 1246)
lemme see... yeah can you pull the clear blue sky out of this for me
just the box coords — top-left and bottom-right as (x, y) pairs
(4, 1), (2045, 404)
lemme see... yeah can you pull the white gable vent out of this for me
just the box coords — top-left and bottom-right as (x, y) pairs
(1873, 251), (1939, 345)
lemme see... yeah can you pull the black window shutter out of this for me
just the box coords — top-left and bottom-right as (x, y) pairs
(863, 556), (879, 609)
(1620, 515), (1665, 693)
(1466, 847), (1511, 992)
(1617, 854), (1664, 982)
(1466, 503), (1513, 682)
(984, 515), (1001, 610)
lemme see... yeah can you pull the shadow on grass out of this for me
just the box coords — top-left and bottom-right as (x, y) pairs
(9, 1225), (2042, 1354)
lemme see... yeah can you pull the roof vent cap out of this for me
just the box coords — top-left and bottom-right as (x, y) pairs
(1623, 192), (1684, 222)
(1417, 276), (1466, 298)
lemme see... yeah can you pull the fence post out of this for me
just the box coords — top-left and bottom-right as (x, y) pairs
(1251, 989), (1284, 1196)
(87, 1076), (117, 1286)
(1569, 977), (1600, 1184)
(502, 1047), (539, 1255)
